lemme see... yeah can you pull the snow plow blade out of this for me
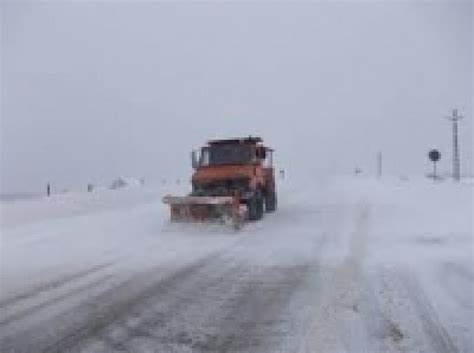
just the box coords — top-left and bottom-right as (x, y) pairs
(162, 195), (246, 229)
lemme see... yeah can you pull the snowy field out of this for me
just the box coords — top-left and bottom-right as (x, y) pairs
(0, 177), (472, 353)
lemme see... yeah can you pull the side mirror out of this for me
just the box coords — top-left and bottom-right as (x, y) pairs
(191, 150), (199, 169)
(257, 147), (266, 159)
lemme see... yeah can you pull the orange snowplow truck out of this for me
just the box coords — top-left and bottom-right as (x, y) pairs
(163, 137), (277, 229)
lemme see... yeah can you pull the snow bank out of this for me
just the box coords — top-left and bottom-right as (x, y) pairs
(109, 176), (143, 190)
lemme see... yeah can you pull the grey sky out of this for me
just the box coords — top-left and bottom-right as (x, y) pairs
(1, 1), (472, 193)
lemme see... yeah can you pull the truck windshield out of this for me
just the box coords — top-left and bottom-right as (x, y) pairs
(205, 144), (253, 165)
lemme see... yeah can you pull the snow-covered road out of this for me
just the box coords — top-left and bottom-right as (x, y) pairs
(1, 178), (472, 353)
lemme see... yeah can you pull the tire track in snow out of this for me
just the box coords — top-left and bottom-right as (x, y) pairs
(0, 274), (114, 328)
(75, 228), (329, 353)
(440, 262), (474, 310)
(402, 272), (460, 353)
(34, 208), (328, 353)
(443, 262), (474, 282)
(367, 267), (461, 353)
(34, 249), (235, 353)
(95, 264), (315, 353)
(185, 245), (326, 353)
(0, 233), (248, 353)
(84, 251), (253, 353)
(359, 274), (407, 353)
(0, 260), (117, 309)
(305, 203), (372, 353)
(209, 264), (313, 353)
(0, 258), (211, 353)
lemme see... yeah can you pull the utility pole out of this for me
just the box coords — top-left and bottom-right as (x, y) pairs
(445, 109), (463, 181)
(377, 151), (382, 179)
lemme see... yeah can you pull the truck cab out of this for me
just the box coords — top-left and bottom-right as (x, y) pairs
(191, 137), (277, 220)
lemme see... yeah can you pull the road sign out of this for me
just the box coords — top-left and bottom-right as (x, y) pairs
(428, 149), (441, 162)
(428, 149), (441, 180)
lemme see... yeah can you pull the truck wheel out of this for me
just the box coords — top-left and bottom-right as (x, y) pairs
(265, 191), (277, 212)
(256, 191), (264, 219)
(247, 191), (264, 221)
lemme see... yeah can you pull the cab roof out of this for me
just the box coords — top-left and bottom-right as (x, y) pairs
(208, 136), (263, 145)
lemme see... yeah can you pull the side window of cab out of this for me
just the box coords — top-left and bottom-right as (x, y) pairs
(200, 148), (210, 166)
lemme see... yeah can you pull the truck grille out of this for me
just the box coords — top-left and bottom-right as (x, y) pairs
(192, 178), (249, 196)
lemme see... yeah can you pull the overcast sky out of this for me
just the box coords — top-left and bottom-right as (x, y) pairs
(1, 1), (472, 193)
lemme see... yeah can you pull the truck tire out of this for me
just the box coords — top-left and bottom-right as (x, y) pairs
(256, 191), (264, 219)
(265, 191), (277, 212)
(247, 190), (264, 221)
